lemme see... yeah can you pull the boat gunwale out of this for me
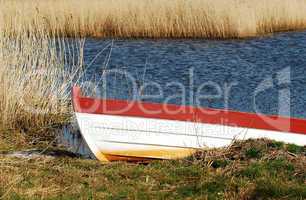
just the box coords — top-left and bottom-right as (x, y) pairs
(72, 86), (306, 135)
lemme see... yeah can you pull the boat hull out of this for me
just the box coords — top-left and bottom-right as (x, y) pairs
(75, 112), (306, 162)
(72, 86), (306, 162)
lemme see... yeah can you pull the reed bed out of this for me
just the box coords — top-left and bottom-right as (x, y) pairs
(0, 32), (83, 132)
(1, 0), (306, 38)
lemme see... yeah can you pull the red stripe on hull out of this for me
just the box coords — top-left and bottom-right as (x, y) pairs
(72, 86), (306, 135)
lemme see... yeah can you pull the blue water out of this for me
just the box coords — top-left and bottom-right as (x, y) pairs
(79, 31), (306, 119)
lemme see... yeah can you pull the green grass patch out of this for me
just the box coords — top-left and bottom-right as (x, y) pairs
(211, 159), (229, 168)
(245, 147), (262, 159)
(286, 144), (304, 154)
(268, 141), (285, 149)
(0, 139), (305, 199)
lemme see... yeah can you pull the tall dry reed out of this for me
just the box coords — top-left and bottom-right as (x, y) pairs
(1, 0), (306, 38)
(0, 31), (83, 132)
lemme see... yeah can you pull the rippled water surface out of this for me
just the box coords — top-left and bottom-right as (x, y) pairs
(79, 31), (306, 119)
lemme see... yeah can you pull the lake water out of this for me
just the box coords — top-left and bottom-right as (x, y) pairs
(80, 31), (306, 119)
(63, 31), (306, 156)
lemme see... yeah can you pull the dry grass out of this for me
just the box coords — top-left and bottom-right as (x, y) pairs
(1, 0), (306, 38)
(0, 139), (305, 199)
(0, 31), (83, 133)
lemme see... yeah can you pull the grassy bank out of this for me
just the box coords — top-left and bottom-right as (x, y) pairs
(0, 139), (305, 199)
(1, 0), (306, 39)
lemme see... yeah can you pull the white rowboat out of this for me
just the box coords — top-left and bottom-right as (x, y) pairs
(72, 86), (306, 162)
